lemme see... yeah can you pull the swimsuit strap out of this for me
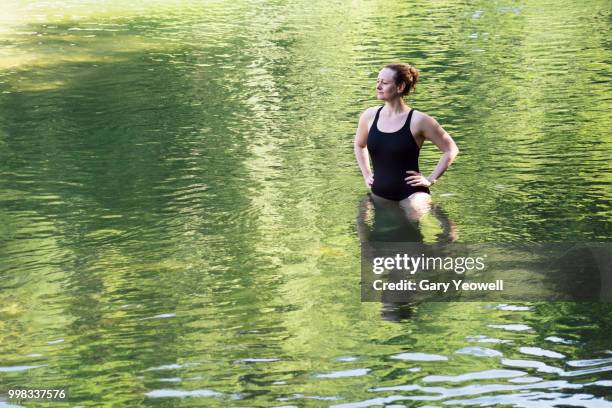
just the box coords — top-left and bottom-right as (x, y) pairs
(373, 106), (384, 126)
(405, 108), (415, 131)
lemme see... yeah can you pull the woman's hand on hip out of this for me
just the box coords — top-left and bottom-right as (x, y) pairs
(405, 171), (434, 187)
(364, 173), (374, 188)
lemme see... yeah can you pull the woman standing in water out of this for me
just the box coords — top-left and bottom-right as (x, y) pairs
(354, 63), (459, 220)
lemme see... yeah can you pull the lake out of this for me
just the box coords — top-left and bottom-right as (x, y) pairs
(0, 0), (610, 406)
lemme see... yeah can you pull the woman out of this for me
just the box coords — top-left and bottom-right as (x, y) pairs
(354, 63), (459, 220)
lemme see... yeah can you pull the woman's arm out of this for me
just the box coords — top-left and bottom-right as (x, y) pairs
(354, 108), (376, 188)
(405, 113), (459, 187)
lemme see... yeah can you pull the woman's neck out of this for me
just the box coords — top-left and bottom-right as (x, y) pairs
(383, 99), (410, 115)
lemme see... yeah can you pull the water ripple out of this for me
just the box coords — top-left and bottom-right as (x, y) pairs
(519, 346), (566, 359)
(422, 369), (525, 383)
(315, 369), (370, 379)
(145, 389), (221, 398)
(455, 346), (503, 358)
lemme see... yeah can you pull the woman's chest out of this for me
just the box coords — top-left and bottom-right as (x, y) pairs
(367, 132), (417, 156)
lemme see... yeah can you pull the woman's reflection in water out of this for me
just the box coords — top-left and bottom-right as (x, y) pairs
(357, 193), (458, 322)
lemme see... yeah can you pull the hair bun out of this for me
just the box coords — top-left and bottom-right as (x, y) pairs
(385, 63), (419, 97)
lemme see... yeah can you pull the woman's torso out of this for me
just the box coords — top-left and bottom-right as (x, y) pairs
(366, 106), (430, 201)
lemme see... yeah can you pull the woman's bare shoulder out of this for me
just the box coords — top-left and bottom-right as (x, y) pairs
(411, 109), (439, 129)
(360, 106), (380, 123)
(411, 110), (449, 141)
(413, 109), (440, 121)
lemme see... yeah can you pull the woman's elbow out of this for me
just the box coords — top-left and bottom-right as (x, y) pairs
(354, 141), (367, 150)
(448, 146), (459, 161)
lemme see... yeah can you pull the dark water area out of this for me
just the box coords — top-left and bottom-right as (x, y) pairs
(0, 0), (610, 406)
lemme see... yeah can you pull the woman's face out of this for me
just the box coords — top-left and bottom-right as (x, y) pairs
(376, 68), (402, 100)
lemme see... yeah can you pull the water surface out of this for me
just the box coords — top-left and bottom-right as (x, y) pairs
(0, 0), (610, 406)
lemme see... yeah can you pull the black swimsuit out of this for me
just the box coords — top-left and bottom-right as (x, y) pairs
(367, 106), (430, 201)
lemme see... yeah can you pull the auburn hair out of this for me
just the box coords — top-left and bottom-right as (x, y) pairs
(384, 63), (419, 96)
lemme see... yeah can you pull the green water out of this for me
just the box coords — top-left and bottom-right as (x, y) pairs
(1, 0), (610, 406)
